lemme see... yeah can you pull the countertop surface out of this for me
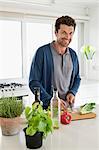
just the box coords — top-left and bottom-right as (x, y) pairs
(0, 107), (99, 150)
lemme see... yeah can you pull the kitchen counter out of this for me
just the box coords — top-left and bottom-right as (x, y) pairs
(0, 106), (99, 150)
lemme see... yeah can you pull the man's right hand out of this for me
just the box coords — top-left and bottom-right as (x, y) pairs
(60, 99), (69, 111)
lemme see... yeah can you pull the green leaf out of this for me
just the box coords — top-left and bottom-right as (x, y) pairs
(38, 121), (46, 132)
(24, 103), (53, 138)
(32, 102), (39, 110)
(82, 45), (95, 60)
(26, 126), (36, 136)
(25, 106), (31, 119)
(37, 104), (43, 113)
(0, 97), (23, 118)
(80, 102), (96, 114)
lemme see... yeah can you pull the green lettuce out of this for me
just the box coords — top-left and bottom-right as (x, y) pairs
(79, 103), (96, 114)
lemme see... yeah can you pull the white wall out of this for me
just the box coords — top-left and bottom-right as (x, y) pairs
(88, 7), (99, 80)
(0, 1), (88, 19)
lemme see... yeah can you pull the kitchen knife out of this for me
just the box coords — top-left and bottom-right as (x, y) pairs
(69, 102), (74, 112)
(64, 101), (74, 111)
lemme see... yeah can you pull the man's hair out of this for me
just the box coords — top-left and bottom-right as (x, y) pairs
(55, 16), (76, 32)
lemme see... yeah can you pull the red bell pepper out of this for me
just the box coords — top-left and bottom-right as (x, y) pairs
(61, 112), (72, 124)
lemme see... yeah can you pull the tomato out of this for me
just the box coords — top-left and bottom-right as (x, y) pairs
(61, 112), (72, 124)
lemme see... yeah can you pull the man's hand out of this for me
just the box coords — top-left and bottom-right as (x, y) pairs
(66, 93), (75, 104)
(59, 93), (75, 111)
(60, 99), (67, 111)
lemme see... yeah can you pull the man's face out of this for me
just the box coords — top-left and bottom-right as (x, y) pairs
(55, 24), (74, 48)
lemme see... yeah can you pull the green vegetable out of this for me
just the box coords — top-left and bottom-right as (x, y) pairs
(82, 45), (95, 60)
(25, 102), (53, 138)
(79, 103), (96, 114)
(0, 97), (23, 118)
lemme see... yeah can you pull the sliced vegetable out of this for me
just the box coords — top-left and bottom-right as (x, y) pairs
(79, 103), (96, 114)
(61, 112), (72, 125)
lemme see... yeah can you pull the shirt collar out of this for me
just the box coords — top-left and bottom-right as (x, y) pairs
(50, 41), (70, 55)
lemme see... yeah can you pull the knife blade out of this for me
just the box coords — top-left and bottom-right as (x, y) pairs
(69, 102), (74, 112)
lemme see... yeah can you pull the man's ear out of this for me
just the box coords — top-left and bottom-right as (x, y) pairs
(55, 30), (58, 36)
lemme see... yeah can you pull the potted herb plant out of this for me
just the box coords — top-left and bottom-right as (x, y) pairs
(24, 102), (53, 149)
(0, 97), (24, 135)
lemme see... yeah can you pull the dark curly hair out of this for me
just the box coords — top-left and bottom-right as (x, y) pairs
(55, 16), (76, 32)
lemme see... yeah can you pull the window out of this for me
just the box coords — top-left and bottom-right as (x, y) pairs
(69, 25), (78, 54)
(26, 22), (85, 78)
(0, 16), (85, 82)
(0, 20), (22, 79)
(69, 22), (85, 77)
(26, 22), (53, 77)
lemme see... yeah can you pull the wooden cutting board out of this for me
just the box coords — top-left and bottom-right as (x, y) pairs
(70, 112), (96, 121)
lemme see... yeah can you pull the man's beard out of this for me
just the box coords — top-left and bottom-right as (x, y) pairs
(58, 38), (71, 47)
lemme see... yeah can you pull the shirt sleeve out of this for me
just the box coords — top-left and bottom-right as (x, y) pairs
(29, 48), (51, 108)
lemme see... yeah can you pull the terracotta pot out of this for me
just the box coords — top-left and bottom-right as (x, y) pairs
(0, 117), (22, 136)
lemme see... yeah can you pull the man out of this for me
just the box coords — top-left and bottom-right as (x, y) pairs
(29, 16), (81, 109)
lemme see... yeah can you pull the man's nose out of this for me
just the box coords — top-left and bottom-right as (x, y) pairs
(64, 34), (70, 40)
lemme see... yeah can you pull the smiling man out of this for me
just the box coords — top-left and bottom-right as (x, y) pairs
(29, 16), (81, 109)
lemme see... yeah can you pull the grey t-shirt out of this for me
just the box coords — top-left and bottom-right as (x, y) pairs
(50, 42), (73, 100)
